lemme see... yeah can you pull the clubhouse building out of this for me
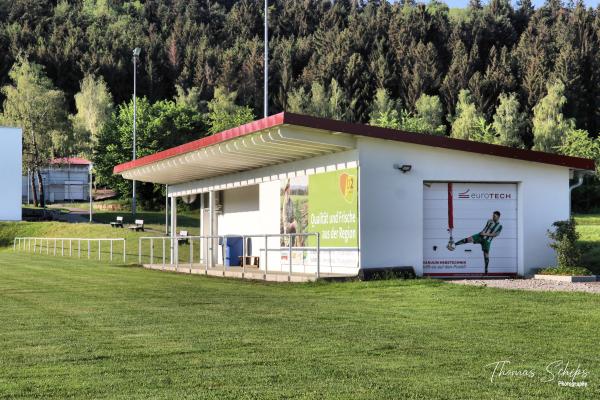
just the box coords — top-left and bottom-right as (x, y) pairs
(113, 113), (594, 279)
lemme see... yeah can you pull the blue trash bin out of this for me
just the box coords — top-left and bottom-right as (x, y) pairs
(223, 236), (243, 266)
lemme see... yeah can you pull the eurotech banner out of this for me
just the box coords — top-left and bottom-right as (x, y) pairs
(423, 182), (518, 276)
(280, 167), (359, 269)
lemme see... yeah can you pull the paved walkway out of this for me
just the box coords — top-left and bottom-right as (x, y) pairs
(143, 263), (356, 283)
(47, 205), (89, 223)
(449, 278), (600, 294)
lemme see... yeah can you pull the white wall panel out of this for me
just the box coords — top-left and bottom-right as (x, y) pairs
(0, 127), (22, 220)
(358, 136), (570, 276)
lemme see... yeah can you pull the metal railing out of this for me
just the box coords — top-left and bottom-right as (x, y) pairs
(138, 233), (321, 279)
(13, 237), (126, 262)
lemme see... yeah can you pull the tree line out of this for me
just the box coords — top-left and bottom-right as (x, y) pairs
(0, 0), (599, 209)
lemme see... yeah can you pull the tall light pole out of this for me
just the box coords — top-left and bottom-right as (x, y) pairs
(89, 164), (93, 223)
(264, 0), (268, 118)
(132, 47), (141, 216)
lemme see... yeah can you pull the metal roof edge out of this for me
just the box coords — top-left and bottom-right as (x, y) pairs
(114, 112), (595, 175)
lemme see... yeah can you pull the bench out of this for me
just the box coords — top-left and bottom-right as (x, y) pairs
(128, 219), (144, 231)
(238, 238), (259, 267)
(239, 255), (260, 268)
(178, 230), (189, 245)
(110, 216), (124, 228)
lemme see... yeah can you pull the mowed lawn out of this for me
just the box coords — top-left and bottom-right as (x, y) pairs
(576, 214), (600, 273)
(0, 252), (599, 399)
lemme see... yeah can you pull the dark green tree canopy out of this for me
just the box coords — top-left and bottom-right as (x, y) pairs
(0, 0), (599, 134)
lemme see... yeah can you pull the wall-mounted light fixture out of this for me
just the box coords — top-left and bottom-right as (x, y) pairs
(393, 163), (412, 173)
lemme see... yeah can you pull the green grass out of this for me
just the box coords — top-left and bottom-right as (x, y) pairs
(575, 214), (600, 274)
(0, 216), (599, 398)
(0, 217), (202, 265)
(0, 251), (599, 399)
(89, 210), (199, 230)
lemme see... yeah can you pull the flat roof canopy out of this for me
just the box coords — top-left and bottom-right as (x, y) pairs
(114, 115), (356, 185)
(114, 112), (595, 185)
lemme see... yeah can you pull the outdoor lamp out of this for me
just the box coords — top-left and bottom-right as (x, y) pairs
(393, 164), (412, 173)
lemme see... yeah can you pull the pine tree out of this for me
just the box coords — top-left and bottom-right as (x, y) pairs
(441, 31), (472, 116)
(344, 53), (370, 122)
(515, 21), (554, 110)
(470, 46), (516, 119)
(402, 41), (441, 110)
(369, 37), (393, 90)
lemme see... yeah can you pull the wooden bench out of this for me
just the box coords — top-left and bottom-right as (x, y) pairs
(110, 216), (124, 228)
(128, 219), (144, 231)
(178, 230), (189, 245)
(239, 255), (260, 268)
(237, 238), (258, 267)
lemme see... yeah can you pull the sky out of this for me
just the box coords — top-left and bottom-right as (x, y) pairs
(423, 0), (600, 8)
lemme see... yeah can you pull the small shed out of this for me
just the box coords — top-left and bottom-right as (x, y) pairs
(114, 113), (594, 277)
(23, 157), (91, 203)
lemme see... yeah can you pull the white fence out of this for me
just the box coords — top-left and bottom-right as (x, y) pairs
(138, 233), (322, 278)
(13, 237), (126, 262)
(11, 233), (358, 278)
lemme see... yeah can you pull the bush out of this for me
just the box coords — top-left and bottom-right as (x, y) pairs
(537, 266), (592, 276)
(547, 218), (581, 268)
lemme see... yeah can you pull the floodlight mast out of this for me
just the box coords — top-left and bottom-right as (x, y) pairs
(132, 47), (141, 216)
(264, 0), (268, 118)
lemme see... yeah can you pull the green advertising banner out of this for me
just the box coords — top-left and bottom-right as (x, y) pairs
(280, 167), (358, 248)
(307, 168), (358, 247)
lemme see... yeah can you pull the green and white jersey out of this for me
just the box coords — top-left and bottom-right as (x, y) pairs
(481, 219), (502, 243)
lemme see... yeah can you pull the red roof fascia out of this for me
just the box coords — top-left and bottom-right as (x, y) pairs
(51, 157), (91, 165)
(113, 112), (595, 174)
(113, 112), (285, 174)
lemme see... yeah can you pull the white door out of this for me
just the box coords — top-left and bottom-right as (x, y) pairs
(423, 182), (518, 276)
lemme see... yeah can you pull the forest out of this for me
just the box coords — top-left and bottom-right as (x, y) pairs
(0, 0), (599, 210)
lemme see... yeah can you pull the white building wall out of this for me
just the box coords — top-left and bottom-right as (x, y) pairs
(170, 135), (573, 277)
(0, 127), (22, 221)
(357, 136), (570, 276)
(215, 181), (282, 269)
(171, 150), (359, 273)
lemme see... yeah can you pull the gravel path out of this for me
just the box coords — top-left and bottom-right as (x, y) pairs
(449, 278), (600, 294)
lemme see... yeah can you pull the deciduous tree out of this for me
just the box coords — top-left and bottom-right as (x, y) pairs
(1, 57), (69, 207)
(532, 81), (573, 153)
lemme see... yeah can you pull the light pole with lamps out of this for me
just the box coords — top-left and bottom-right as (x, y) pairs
(132, 47), (141, 216)
(264, 0), (268, 118)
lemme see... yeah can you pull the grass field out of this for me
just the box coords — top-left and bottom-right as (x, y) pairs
(1, 212), (202, 264)
(0, 215), (599, 398)
(575, 214), (600, 273)
(0, 251), (599, 399)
